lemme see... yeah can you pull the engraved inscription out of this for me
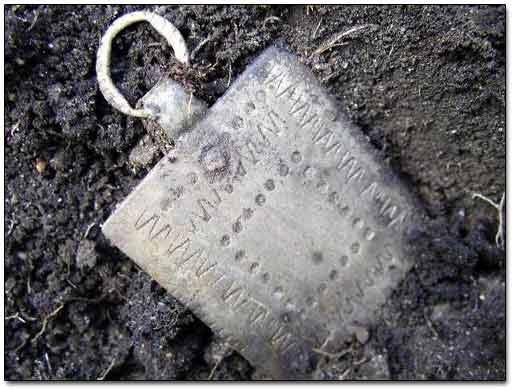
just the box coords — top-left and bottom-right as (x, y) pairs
(103, 47), (420, 379)
(264, 64), (412, 231)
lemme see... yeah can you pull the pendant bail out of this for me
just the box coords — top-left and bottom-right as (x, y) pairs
(96, 11), (190, 118)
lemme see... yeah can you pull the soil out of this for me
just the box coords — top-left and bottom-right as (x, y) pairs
(5, 5), (505, 380)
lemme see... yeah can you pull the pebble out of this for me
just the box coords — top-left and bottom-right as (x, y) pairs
(35, 158), (47, 174)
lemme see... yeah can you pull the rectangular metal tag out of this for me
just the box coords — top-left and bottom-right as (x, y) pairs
(102, 47), (421, 379)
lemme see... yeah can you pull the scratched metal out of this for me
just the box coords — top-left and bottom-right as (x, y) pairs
(139, 78), (208, 141)
(102, 47), (423, 379)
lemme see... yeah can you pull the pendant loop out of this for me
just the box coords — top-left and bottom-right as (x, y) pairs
(96, 11), (190, 118)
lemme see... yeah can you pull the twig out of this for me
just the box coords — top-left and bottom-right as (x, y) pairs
(472, 192), (505, 248)
(21, 311), (38, 322)
(14, 338), (28, 353)
(190, 36), (211, 60)
(208, 357), (223, 380)
(6, 312), (26, 324)
(424, 311), (441, 339)
(84, 222), (96, 239)
(7, 219), (15, 235)
(98, 358), (116, 380)
(27, 10), (39, 31)
(45, 352), (53, 376)
(227, 62), (232, 88)
(66, 279), (78, 289)
(314, 24), (376, 56)
(31, 303), (65, 343)
(312, 18), (323, 39)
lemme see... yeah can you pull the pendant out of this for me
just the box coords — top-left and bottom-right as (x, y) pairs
(98, 12), (423, 379)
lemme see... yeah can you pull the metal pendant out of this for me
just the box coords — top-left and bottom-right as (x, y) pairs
(98, 13), (423, 379)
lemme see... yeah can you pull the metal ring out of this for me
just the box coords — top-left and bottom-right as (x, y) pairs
(96, 11), (190, 118)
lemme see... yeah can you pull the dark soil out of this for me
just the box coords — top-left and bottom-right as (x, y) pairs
(5, 5), (505, 380)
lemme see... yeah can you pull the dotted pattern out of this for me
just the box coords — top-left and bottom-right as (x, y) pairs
(203, 147), (381, 324)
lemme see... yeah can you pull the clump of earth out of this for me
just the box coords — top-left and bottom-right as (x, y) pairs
(5, 5), (504, 380)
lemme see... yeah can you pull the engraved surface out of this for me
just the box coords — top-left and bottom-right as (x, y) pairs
(102, 47), (422, 379)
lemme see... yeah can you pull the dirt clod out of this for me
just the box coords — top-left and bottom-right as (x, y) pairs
(75, 239), (98, 269)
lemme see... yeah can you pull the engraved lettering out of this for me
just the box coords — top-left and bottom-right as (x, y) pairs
(361, 182), (378, 198)
(167, 237), (191, 257)
(195, 256), (218, 278)
(314, 129), (343, 155)
(300, 112), (318, 129)
(235, 159), (247, 178)
(211, 272), (226, 286)
(288, 93), (304, 114)
(267, 110), (286, 135)
(265, 68), (286, 89)
(346, 164), (365, 183)
(239, 139), (262, 165)
(221, 281), (244, 303)
(276, 82), (298, 98)
(176, 248), (202, 268)
(269, 322), (290, 349)
(134, 210), (159, 236)
(233, 296), (250, 310)
(150, 224), (172, 241)
(381, 202), (397, 220)
(247, 301), (269, 326)
(256, 124), (271, 145)
(336, 150), (352, 171)
(192, 193), (221, 223)
(290, 101), (309, 116)
(388, 210), (410, 228)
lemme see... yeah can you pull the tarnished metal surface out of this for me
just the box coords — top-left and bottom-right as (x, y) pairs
(96, 11), (190, 118)
(139, 78), (208, 142)
(102, 46), (422, 379)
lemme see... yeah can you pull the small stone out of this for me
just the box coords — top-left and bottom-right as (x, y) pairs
(35, 159), (47, 174)
(354, 326), (370, 344)
(76, 239), (97, 269)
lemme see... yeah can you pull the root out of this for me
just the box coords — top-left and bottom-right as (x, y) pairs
(190, 36), (211, 60)
(208, 357), (223, 380)
(472, 192), (505, 249)
(227, 62), (232, 88)
(6, 312), (26, 324)
(98, 358), (116, 380)
(312, 17), (323, 39)
(314, 24), (377, 56)
(83, 222), (96, 239)
(31, 303), (65, 343)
